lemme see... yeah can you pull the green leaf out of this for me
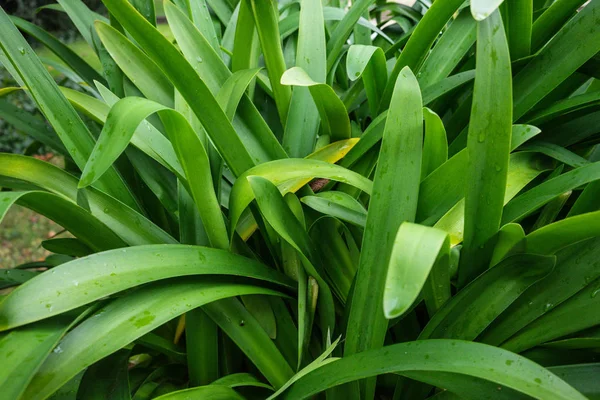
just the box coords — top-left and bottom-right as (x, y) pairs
(433, 152), (550, 246)
(203, 298), (295, 388)
(421, 108), (448, 180)
(0, 99), (66, 154)
(325, 0), (372, 72)
(186, 308), (219, 386)
(9, 16), (104, 88)
(346, 67), (423, 365)
(282, 0), (326, 157)
(212, 373), (273, 390)
(459, 10), (512, 286)
(502, 161), (600, 224)
(55, 0), (108, 50)
(22, 279), (285, 399)
(422, 70), (476, 106)
(281, 67), (351, 141)
(524, 90), (600, 126)
(471, 0), (506, 21)
(278, 340), (585, 400)
(346, 45), (387, 118)
(501, 275), (600, 353)
(383, 222), (450, 319)
(420, 253), (555, 341)
(530, 0), (589, 52)
(245, 0), (291, 124)
(0, 190), (126, 252)
(153, 385), (245, 400)
(102, 0), (255, 177)
(248, 176), (336, 341)
(0, 244), (293, 331)
(0, 268), (39, 289)
(163, 0), (287, 166)
(417, 9), (477, 88)
(76, 96), (229, 248)
(41, 238), (93, 258)
(549, 363), (600, 400)
(480, 238), (600, 347)
(95, 21), (174, 107)
(301, 191), (367, 228)
(0, 8), (138, 210)
(0, 316), (73, 400)
(513, 1), (600, 119)
(520, 142), (590, 168)
(503, 0), (533, 59)
(228, 158), (372, 239)
(76, 349), (131, 399)
(381, 0), (464, 110)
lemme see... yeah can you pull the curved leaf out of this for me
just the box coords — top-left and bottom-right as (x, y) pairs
(95, 21), (174, 107)
(0, 154), (175, 246)
(0, 191), (126, 252)
(0, 244), (293, 330)
(228, 159), (372, 239)
(281, 67), (350, 141)
(22, 280), (284, 400)
(420, 254), (555, 341)
(346, 67), (423, 369)
(346, 45), (387, 118)
(384, 222), (450, 319)
(279, 340), (585, 400)
(459, 10), (512, 285)
(300, 192), (367, 228)
(154, 385), (245, 399)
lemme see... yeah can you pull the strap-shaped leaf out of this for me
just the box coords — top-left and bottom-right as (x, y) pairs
(9, 16), (104, 88)
(244, 0), (290, 124)
(503, 161), (600, 224)
(248, 176), (336, 340)
(0, 244), (293, 331)
(154, 386), (245, 399)
(22, 280), (285, 399)
(77, 96), (227, 248)
(281, 67), (351, 141)
(420, 253), (555, 341)
(459, 10), (512, 285)
(95, 21), (174, 107)
(102, 0), (255, 176)
(480, 238), (600, 347)
(346, 45), (387, 118)
(346, 67), (423, 361)
(384, 222), (450, 319)
(0, 154), (175, 246)
(282, 0), (326, 157)
(228, 159), (372, 239)
(301, 191), (367, 228)
(380, 0), (464, 110)
(278, 340), (585, 400)
(421, 108), (448, 180)
(0, 191), (126, 252)
(0, 8), (137, 209)
(513, 1), (600, 119)
(418, 10), (476, 88)
(0, 316), (73, 400)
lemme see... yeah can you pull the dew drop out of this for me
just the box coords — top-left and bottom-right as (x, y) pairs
(477, 133), (485, 143)
(18, 47), (25, 54)
(53, 345), (63, 354)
